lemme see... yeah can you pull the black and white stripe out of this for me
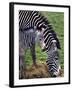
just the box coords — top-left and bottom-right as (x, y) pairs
(19, 10), (60, 51)
(19, 10), (46, 30)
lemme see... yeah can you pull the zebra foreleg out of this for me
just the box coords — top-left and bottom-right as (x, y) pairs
(30, 44), (37, 66)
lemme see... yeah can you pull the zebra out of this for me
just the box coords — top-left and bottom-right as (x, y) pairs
(37, 28), (61, 77)
(19, 10), (61, 78)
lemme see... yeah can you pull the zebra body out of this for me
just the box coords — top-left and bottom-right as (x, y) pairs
(19, 11), (51, 31)
(19, 10), (61, 78)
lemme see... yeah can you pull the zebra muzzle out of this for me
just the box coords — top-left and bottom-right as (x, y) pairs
(41, 43), (46, 51)
(41, 46), (46, 51)
(42, 48), (46, 51)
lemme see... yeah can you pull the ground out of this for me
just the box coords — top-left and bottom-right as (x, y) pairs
(22, 62), (64, 79)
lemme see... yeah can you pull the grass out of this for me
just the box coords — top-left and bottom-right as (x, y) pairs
(25, 12), (64, 69)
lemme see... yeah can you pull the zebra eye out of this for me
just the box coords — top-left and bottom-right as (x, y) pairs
(55, 57), (58, 60)
(39, 38), (41, 41)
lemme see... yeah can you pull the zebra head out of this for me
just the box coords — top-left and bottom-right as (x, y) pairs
(36, 29), (46, 51)
(37, 28), (61, 77)
(46, 43), (61, 77)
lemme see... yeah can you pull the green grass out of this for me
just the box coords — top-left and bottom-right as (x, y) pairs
(25, 12), (64, 69)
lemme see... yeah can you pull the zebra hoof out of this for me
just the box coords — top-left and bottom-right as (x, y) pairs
(32, 63), (38, 68)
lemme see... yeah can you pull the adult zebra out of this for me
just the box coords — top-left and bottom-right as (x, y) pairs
(19, 10), (61, 78)
(37, 30), (61, 77)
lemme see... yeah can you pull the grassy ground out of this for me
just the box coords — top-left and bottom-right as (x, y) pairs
(25, 12), (64, 69)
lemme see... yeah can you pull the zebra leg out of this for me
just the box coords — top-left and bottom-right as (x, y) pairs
(19, 44), (26, 79)
(30, 44), (37, 66)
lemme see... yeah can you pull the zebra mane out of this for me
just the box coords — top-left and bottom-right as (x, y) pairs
(49, 29), (61, 49)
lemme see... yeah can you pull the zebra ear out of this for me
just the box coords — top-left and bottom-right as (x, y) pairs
(51, 41), (57, 50)
(41, 28), (45, 33)
(52, 40), (56, 43)
(42, 28), (44, 31)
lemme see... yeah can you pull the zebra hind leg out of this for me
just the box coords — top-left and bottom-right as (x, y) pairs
(19, 47), (26, 79)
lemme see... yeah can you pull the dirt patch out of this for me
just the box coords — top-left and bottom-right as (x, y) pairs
(22, 63), (64, 79)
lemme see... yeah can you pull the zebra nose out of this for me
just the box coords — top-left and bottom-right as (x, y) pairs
(52, 74), (57, 77)
(41, 47), (46, 51)
(52, 72), (58, 77)
(41, 43), (46, 51)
